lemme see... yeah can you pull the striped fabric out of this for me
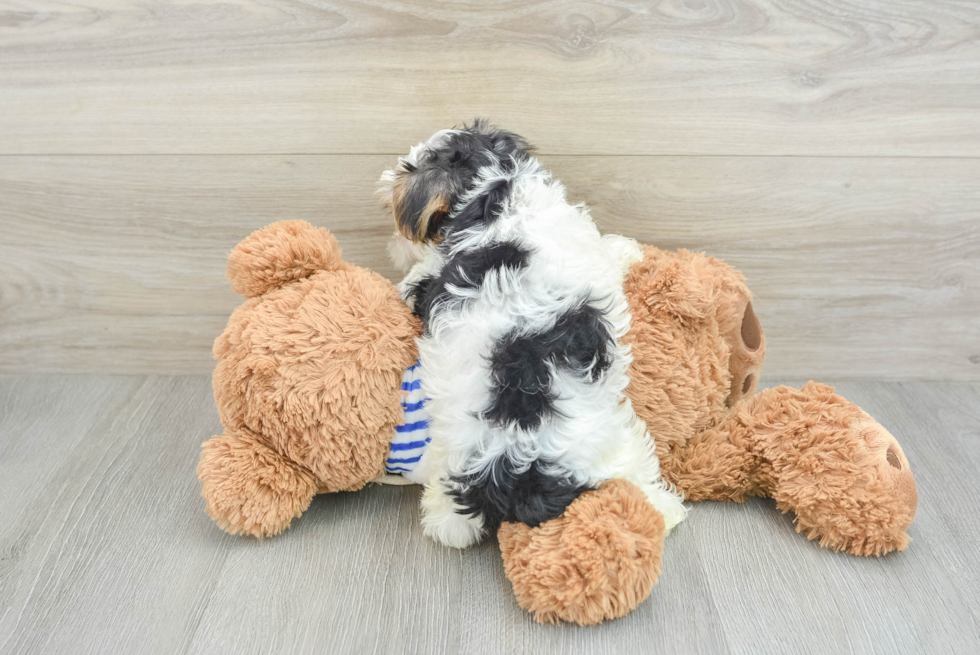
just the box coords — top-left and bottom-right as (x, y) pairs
(385, 359), (431, 483)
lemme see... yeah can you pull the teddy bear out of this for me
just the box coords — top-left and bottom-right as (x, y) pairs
(498, 245), (918, 624)
(197, 220), (918, 626)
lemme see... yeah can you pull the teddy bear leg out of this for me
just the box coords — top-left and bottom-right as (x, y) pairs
(662, 418), (769, 503)
(498, 480), (666, 625)
(198, 427), (317, 538)
(743, 383), (918, 555)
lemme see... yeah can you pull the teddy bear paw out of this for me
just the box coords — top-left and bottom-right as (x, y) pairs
(498, 480), (666, 625)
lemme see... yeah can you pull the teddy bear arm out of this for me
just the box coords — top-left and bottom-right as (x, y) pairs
(730, 382), (918, 555)
(197, 427), (317, 538)
(662, 415), (773, 503)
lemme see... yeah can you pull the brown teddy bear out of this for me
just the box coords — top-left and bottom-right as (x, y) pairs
(198, 221), (420, 535)
(499, 246), (918, 624)
(198, 221), (917, 625)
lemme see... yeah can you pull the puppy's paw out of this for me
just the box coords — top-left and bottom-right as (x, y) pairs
(641, 481), (688, 535)
(420, 482), (484, 549)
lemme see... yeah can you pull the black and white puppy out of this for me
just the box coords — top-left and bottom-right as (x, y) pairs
(380, 121), (685, 548)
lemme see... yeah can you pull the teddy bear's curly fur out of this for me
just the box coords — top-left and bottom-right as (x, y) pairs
(623, 246), (916, 556)
(198, 221), (917, 625)
(198, 221), (419, 537)
(499, 246), (917, 624)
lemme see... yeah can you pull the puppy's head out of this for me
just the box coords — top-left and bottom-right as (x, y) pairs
(379, 120), (532, 245)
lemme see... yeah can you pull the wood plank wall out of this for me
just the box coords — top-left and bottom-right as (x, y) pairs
(1, 0), (978, 378)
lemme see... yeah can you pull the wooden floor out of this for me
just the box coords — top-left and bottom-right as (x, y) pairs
(0, 375), (977, 654)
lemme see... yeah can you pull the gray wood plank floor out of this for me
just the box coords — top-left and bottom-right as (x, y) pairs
(1, 376), (977, 654)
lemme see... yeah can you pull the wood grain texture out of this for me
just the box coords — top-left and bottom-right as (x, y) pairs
(0, 376), (978, 654)
(1, 0), (979, 155)
(0, 376), (231, 654)
(697, 379), (980, 654)
(1, 154), (977, 378)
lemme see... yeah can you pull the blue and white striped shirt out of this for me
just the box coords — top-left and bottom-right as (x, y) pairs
(385, 359), (431, 483)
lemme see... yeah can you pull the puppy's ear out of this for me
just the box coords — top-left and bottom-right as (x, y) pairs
(397, 165), (453, 243)
(380, 159), (457, 244)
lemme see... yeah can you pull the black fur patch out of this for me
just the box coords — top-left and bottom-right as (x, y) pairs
(484, 302), (615, 431)
(443, 241), (531, 291)
(448, 458), (594, 531)
(404, 274), (437, 318)
(408, 242), (531, 327)
(447, 177), (513, 237)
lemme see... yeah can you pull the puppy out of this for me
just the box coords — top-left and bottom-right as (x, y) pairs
(379, 120), (685, 548)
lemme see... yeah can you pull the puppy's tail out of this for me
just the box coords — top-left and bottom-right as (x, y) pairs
(226, 220), (346, 297)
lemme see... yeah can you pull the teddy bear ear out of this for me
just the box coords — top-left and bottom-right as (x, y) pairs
(226, 220), (344, 297)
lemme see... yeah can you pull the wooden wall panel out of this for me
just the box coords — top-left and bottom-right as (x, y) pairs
(1, 0), (978, 156)
(1, 155), (977, 378)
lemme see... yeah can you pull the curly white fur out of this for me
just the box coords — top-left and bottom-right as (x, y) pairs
(385, 130), (686, 549)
